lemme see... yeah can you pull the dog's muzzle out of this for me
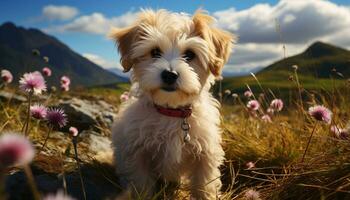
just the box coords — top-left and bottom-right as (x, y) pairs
(161, 70), (178, 91)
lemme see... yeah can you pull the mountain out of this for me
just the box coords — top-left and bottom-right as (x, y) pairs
(107, 68), (129, 80)
(221, 41), (350, 94)
(259, 41), (350, 78)
(0, 22), (126, 87)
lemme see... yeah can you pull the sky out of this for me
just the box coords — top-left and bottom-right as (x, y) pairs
(1, 0), (350, 75)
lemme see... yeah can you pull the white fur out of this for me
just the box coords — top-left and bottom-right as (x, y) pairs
(111, 9), (233, 200)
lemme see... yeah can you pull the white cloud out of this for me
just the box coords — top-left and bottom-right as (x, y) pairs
(213, 0), (350, 74)
(225, 42), (306, 73)
(320, 27), (350, 49)
(83, 53), (123, 70)
(45, 11), (138, 34)
(214, 0), (350, 44)
(42, 5), (79, 21)
(43, 1), (350, 75)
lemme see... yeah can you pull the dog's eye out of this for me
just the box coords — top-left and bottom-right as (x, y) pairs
(151, 48), (162, 58)
(183, 50), (196, 62)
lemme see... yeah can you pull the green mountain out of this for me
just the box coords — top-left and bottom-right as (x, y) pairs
(0, 22), (126, 87)
(260, 41), (350, 78)
(221, 41), (350, 94)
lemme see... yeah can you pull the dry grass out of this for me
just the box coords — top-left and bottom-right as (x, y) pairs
(1, 70), (350, 200)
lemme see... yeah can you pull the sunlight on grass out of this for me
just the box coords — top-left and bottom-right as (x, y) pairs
(1, 63), (350, 199)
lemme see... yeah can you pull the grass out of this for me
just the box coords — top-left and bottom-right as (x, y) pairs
(220, 71), (347, 96)
(1, 68), (350, 200)
(216, 68), (350, 199)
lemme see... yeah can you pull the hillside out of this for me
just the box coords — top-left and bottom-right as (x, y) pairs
(261, 41), (350, 78)
(221, 41), (350, 95)
(0, 22), (126, 87)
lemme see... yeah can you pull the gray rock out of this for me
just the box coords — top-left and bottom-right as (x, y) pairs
(38, 130), (112, 162)
(0, 91), (26, 103)
(58, 98), (117, 131)
(80, 131), (112, 154)
(4, 130), (115, 200)
(5, 164), (121, 200)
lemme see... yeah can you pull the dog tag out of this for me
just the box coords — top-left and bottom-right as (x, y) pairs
(181, 118), (191, 142)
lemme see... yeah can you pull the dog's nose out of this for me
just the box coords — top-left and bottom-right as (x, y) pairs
(161, 70), (178, 85)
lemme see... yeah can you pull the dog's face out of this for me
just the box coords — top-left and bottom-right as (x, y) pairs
(111, 10), (234, 108)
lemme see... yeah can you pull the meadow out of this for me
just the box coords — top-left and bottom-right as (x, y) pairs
(0, 62), (350, 200)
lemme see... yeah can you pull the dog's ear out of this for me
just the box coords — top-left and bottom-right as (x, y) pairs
(209, 28), (235, 76)
(109, 26), (139, 72)
(193, 11), (235, 76)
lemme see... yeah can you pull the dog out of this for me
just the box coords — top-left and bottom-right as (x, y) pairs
(110, 9), (235, 199)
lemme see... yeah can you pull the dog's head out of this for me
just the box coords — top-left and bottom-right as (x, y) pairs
(111, 10), (235, 108)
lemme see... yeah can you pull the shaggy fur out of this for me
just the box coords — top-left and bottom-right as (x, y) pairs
(110, 9), (235, 199)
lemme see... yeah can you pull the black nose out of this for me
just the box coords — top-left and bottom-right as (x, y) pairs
(161, 70), (178, 85)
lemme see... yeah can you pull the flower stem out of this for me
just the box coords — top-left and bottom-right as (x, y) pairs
(59, 152), (68, 195)
(23, 93), (32, 136)
(301, 122), (318, 163)
(23, 165), (40, 200)
(73, 137), (87, 200)
(294, 70), (304, 112)
(40, 125), (53, 152)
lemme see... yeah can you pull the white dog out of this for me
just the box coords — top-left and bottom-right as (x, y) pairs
(110, 9), (234, 199)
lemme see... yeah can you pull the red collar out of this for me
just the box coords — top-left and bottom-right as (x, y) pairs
(154, 104), (192, 118)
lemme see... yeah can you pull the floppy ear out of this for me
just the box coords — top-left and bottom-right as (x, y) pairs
(193, 11), (235, 76)
(209, 28), (234, 76)
(109, 26), (139, 72)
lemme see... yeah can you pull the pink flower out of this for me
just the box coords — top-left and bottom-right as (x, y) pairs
(247, 100), (260, 111)
(61, 84), (70, 92)
(244, 90), (253, 98)
(43, 191), (76, 200)
(120, 91), (129, 102)
(60, 76), (71, 92)
(0, 133), (35, 168)
(60, 76), (71, 86)
(246, 161), (255, 169)
(244, 189), (261, 200)
(69, 127), (79, 137)
(1, 69), (13, 84)
(261, 114), (272, 123)
(30, 104), (47, 119)
(46, 108), (68, 128)
(266, 108), (274, 115)
(19, 71), (46, 95)
(330, 125), (349, 139)
(42, 67), (52, 77)
(270, 99), (283, 112)
(308, 105), (332, 124)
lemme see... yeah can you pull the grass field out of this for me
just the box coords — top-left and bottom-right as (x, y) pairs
(1, 67), (350, 200)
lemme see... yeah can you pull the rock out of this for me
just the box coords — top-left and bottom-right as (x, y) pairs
(36, 130), (112, 163)
(0, 91), (26, 103)
(58, 98), (117, 131)
(0, 91), (48, 104)
(81, 131), (112, 154)
(5, 164), (121, 200)
(4, 130), (116, 200)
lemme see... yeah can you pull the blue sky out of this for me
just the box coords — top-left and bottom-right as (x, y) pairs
(1, 0), (350, 75)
